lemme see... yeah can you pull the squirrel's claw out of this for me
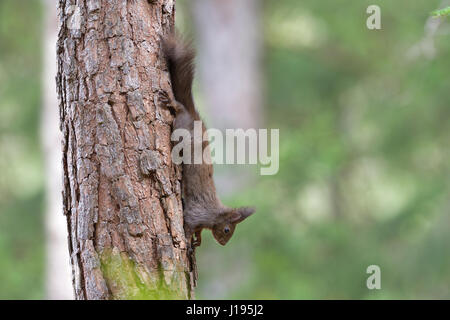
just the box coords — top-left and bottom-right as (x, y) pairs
(158, 90), (171, 107)
(192, 231), (202, 247)
(158, 90), (184, 114)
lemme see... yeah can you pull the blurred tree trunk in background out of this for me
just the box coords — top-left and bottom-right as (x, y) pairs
(192, 0), (263, 130)
(56, 0), (195, 300)
(42, 0), (73, 300)
(192, 0), (263, 195)
(189, 0), (262, 299)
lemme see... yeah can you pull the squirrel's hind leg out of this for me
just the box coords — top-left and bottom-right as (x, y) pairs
(158, 90), (186, 115)
(158, 90), (194, 132)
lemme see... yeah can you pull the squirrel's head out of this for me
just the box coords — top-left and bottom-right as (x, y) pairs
(212, 207), (255, 246)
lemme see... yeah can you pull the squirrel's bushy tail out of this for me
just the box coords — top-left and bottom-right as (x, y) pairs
(162, 35), (196, 115)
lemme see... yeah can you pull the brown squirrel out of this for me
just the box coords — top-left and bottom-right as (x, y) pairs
(159, 35), (255, 248)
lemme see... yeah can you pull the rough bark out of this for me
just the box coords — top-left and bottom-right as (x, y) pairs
(56, 0), (195, 300)
(42, 0), (73, 300)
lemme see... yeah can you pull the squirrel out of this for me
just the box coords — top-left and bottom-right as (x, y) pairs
(159, 35), (255, 248)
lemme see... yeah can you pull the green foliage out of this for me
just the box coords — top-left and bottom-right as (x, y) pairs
(0, 0), (44, 299)
(194, 0), (450, 299)
(431, 7), (450, 17)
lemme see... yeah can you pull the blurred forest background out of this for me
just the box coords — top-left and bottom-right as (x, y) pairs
(0, 0), (449, 299)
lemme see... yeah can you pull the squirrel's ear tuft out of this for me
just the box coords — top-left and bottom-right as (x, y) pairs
(231, 207), (255, 224)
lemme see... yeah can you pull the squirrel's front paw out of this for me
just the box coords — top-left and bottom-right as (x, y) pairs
(192, 231), (202, 247)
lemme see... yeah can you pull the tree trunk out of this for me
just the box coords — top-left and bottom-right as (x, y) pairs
(42, 0), (73, 300)
(56, 0), (195, 300)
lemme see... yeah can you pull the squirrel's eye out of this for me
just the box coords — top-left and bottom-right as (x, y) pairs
(224, 227), (230, 234)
